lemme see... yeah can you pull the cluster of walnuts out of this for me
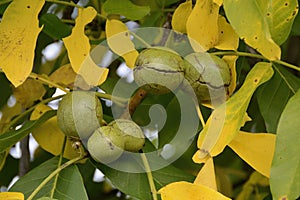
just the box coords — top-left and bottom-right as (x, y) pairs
(57, 47), (230, 164)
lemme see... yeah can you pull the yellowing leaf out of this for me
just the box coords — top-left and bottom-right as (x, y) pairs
(13, 79), (46, 108)
(266, 0), (299, 45)
(0, 192), (24, 200)
(186, 0), (220, 51)
(158, 181), (231, 200)
(171, 0), (192, 33)
(0, 0), (45, 87)
(215, 16), (239, 50)
(223, 0), (281, 60)
(194, 62), (273, 163)
(222, 56), (238, 96)
(194, 157), (217, 190)
(105, 19), (139, 68)
(63, 7), (108, 86)
(30, 104), (85, 161)
(229, 132), (276, 177)
(0, 103), (22, 133)
(49, 64), (90, 90)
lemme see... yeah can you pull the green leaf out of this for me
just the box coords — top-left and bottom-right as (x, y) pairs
(103, 0), (150, 20)
(270, 89), (300, 200)
(224, 0), (281, 60)
(266, 0), (299, 45)
(40, 13), (72, 39)
(0, 154), (18, 186)
(93, 143), (195, 200)
(0, 110), (56, 153)
(291, 11), (300, 35)
(10, 157), (88, 200)
(257, 65), (300, 133)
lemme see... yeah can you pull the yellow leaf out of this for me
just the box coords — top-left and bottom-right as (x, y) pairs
(194, 157), (217, 190)
(158, 181), (231, 200)
(213, 0), (223, 6)
(215, 16), (239, 50)
(0, 192), (24, 200)
(171, 0), (192, 33)
(13, 79), (46, 108)
(222, 56), (238, 96)
(63, 7), (108, 86)
(0, 103), (22, 133)
(106, 19), (139, 68)
(186, 0), (220, 51)
(0, 0), (45, 87)
(229, 131), (276, 177)
(30, 104), (85, 161)
(49, 64), (90, 90)
(194, 62), (273, 163)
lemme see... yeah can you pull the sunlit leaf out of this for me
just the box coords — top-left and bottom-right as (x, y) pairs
(103, 0), (150, 20)
(266, 0), (299, 45)
(194, 157), (217, 190)
(171, 0), (192, 33)
(10, 157), (88, 200)
(222, 56), (238, 96)
(0, 192), (24, 200)
(0, 110), (56, 153)
(158, 181), (230, 200)
(186, 0), (220, 51)
(63, 7), (108, 86)
(270, 89), (300, 200)
(228, 131), (276, 177)
(13, 79), (46, 108)
(215, 16), (239, 50)
(193, 62), (273, 163)
(30, 104), (86, 161)
(0, 0), (45, 87)
(106, 19), (139, 68)
(223, 0), (281, 60)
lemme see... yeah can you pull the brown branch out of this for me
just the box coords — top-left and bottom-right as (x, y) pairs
(19, 135), (30, 177)
(120, 88), (147, 119)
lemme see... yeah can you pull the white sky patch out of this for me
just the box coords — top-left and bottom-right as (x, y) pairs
(47, 88), (66, 110)
(7, 95), (16, 107)
(42, 41), (63, 61)
(116, 63), (134, 83)
(93, 169), (105, 182)
(160, 144), (176, 160)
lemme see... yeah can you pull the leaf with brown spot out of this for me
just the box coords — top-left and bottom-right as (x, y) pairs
(0, 0), (45, 87)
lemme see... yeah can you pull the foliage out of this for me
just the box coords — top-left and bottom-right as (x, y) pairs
(0, 0), (300, 199)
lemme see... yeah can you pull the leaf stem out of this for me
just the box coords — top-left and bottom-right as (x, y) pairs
(50, 136), (67, 198)
(130, 31), (152, 48)
(95, 92), (127, 107)
(29, 72), (69, 93)
(27, 154), (87, 200)
(2, 95), (64, 133)
(140, 153), (158, 200)
(211, 51), (300, 72)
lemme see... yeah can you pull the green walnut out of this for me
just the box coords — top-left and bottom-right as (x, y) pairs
(57, 91), (103, 139)
(109, 119), (145, 152)
(87, 126), (124, 164)
(133, 47), (184, 94)
(180, 53), (231, 101)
